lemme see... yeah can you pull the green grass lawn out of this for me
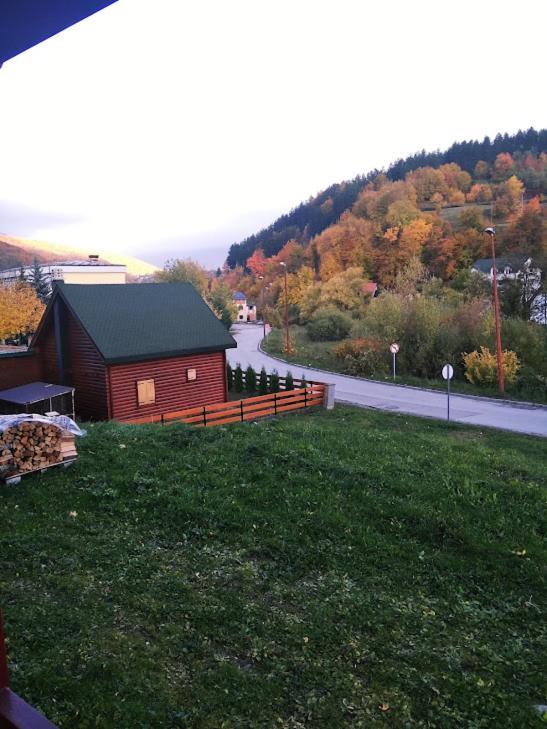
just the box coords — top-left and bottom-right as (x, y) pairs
(1, 407), (546, 727)
(263, 326), (547, 403)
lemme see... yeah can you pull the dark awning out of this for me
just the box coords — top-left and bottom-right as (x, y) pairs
(0, 1), (118, 65)
(0, 381), (74, 405)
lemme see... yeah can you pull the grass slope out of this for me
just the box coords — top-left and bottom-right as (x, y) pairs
(1, 407), (546, 727)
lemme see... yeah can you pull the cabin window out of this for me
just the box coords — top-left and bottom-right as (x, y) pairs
(186, 368), (197, 382)
(137, 379), (155, 406)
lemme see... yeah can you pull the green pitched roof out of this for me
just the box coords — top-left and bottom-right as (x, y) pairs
(51, 283), (236, 364)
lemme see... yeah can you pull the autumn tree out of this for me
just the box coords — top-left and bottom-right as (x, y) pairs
(246, 248), (267, 277)
(494, 175), (524, 217)
(492, 152), (514, 180)
(155, 258), (208, 294)
(501, 197), (545, 256)
(474, 160), (490, 179)
(0, 282), (45, 340)
(467, 183), (493, 203)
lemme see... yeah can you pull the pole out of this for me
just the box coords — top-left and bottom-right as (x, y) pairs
(489, 231), (505, 393)
(283, 266), (290, 353)
(261, 280), (266, 339)
(447, 374), (450, 422)
(392, 352), (396, 380)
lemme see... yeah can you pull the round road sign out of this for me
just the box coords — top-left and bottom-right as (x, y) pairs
(389, 343), (399, 354)
(442, 364), (454, 380)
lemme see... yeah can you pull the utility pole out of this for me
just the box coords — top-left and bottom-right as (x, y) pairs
(280, 262), (290, 353)
(484, 227), (505, 393)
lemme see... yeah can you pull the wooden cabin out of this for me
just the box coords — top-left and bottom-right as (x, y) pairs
(28, 282), (236, 421)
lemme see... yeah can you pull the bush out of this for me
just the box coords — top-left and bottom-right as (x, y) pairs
(463, 347), (519, 386)
(234, 364), (244, 393)
(515, 366), (547, 400)
(226, 363), (233, 391)
(285, 371), (294, 391)
(245, 365), (257, 393)
(270, 370), (280, 393)
(258, 367), (269, 395)
(335, 338), (388, 376)
(306, 309), (353, 341)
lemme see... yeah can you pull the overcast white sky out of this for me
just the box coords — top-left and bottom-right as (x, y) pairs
(0, 0), (545, 267)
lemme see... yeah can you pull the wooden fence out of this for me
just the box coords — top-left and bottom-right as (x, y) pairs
(124, 384), (326, 427)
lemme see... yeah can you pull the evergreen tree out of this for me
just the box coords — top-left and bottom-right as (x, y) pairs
(269, 369), (280, 393)
(300, 374), (307, 390)
(226, 363), (233, 391)
(234, 364), (244, 393)
(285, 371), (294, 390)
(258, 367), (269, 395)
(28, 258), (50, 303)
(245, 365), (257, 393)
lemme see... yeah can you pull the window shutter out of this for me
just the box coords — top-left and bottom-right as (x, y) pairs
(137, 379), (155, 406)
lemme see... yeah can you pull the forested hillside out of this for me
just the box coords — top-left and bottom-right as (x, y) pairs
(217, 129), (546, 402)
(226, 128), (546, 269)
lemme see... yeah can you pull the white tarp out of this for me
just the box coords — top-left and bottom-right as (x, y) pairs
(0, 413), (85, 437)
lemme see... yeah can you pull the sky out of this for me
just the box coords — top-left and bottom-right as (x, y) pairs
(0, 0), (545, 269)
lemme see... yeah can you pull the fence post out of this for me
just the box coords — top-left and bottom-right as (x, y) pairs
(304, 386), (307, 407)
(161, 413), (164, 426)
(203, 406), (207, 426)
(323, 383), (335, 410)
(274, 392), (277, 415)
(240, 400), (244, 422)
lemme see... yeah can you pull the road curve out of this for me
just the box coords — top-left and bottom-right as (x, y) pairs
(227, 324), (547, 438)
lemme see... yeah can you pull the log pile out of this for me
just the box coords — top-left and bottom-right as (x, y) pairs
(0, 422), (77, 479)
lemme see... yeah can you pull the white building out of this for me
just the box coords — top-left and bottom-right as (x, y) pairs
(232, 291), (257, 322)
(0, 257), (127, 291)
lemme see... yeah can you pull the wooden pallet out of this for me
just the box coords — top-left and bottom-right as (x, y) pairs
(2, 458), (76, 486)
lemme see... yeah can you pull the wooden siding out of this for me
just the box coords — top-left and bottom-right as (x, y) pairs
(34, 308), (109, 420)
(67, 315), (109, 420)
(0, 352), (42, 391)
(109, 351), (226, 421)
(35, 318), (59, 384)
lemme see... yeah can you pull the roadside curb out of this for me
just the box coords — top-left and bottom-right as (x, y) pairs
(257, 339), (547, 412)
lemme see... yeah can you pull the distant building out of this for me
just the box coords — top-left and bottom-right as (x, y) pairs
(472, 256), (545, 325)
(0, 256), (127, 291)
(471, 256), (539, 282)
(232, 291), (257, 322)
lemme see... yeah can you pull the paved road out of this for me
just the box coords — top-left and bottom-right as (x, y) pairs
(227, 324), (547, 438)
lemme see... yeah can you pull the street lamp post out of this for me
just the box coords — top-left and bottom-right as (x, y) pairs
(484, 227), (505, 394)
(280, 262), (290, 353)
(259, 275), (267, 339)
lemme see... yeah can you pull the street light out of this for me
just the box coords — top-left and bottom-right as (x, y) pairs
(258, 275), (267, 339)
(484, 227), (505, 393)
(279, 262), (291, 353)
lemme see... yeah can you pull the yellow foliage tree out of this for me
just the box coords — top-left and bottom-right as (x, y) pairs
(0, 283), (45, 340)
(463, 347), (519, 386)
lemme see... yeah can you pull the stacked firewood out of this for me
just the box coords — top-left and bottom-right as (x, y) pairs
(0, 422), (77, 478)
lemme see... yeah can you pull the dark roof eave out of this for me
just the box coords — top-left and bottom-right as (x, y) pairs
(104, 342), (237, 366)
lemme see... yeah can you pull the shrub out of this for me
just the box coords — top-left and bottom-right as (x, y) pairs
(234, 364), (244, 393)
(463, 347), (519, 386)
(335, 338), (387, 376)
(245, 365), (257, 393)
(226, 363), (233, 391)
(300, 374), (307, 390)
(285, 371), (294, 391)
(306, 309), (353, 341)
(270, 370), (280, 393)
(258, 367), (269, 395)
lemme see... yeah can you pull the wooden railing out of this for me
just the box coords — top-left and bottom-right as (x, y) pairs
(124, 384), (326, 427)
